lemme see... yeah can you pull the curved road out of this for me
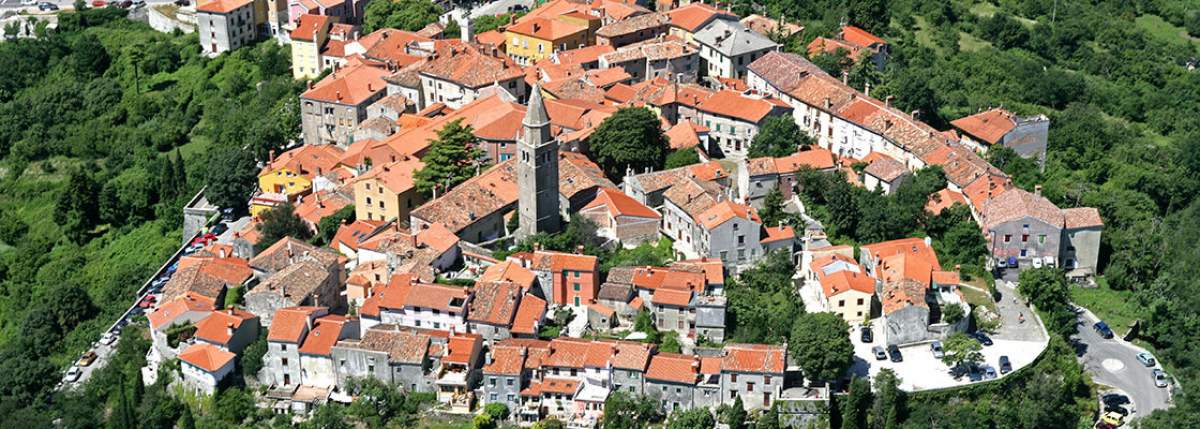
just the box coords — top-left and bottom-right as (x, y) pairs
(1073, 307), (1172, 420)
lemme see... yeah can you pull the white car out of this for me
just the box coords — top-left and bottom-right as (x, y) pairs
(100, 332), (118, 346)
(1031, 257), (1043, 269)
(63, 367), (82, 383)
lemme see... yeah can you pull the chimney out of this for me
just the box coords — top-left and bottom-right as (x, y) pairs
(269, 149), (276, 162)
(368, 83), (373, 92)
(226, 323), (235, 337)
(823, 97), (831, 110)
(336, 90), (342, 101)
(841, 70), (848, 85)
(306, 80), (313, 90)
(1034, 184), (1043, 196)
(575, 244), (585, 254)
(864, 82), (870, 98)
(885, 95), (894, 108)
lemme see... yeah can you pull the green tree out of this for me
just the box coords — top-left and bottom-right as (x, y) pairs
(755, 405), (780, 429)
(664, 148), (700, 169)
(633, 308), (660, 344)
(845, 0), (890, 34)
(214, 388), (256, 424)
(727, 251), (801, 343)
(534, 418), (566, 429)
(870, 369), (904, 429)
(483, 402), (510, 421)
(0, 213), (28, 243)
(178, 407), (195, 429)
(749, 116), (808, 158)
(940, 333), (983, 371)
(315, 204), (355, 245)
(302, 404), (350, 429)
(362, 0), (442, 33)
(588, 107), (669, 180)
(473, 413), (496, 429)
(255, 203), (313, 251)
(789, 312), (853, 384)
(666, 408), (714, 429)
(721, 396), (747, 429)
(660, 331), (682, 353)
(841, 376), (872, 429)
(603, 391), (661, 429)
(69, 33), (110, 77)
(941, 303), (965, 325)
(55, 170), (102, 243)
(757, 188), (789, 228)
(241, 332), (267, 379)
(205, 148), (258, 215)
(414, 119), (483, 197)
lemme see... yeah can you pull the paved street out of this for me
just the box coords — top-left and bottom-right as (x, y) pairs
(990, 280), (1046, 342)
(1074, 307), (1172, 420)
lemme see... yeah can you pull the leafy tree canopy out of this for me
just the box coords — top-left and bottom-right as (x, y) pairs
(588, 107), (668, 180)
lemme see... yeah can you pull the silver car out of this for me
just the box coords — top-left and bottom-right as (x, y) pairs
(872, 346), (887, 360)
(1153, 369), (1168, 388)
(930, 341), (944, 358)
(62, 367), (82, 383)
(1136, 352), (1156, 367)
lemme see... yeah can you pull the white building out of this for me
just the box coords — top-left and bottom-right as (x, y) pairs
(693, 19), (777, 80)
(196, 0), (257, 57)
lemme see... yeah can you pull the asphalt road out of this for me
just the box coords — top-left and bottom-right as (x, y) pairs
(1074, 307), (1172, 420)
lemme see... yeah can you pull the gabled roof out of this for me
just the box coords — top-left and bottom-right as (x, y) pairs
(510, 293), (547, 336)
(664, 121), (703, 149)
(148, 292), (217, 330)
(479, 261), (538, 289)
(483, 345), (527, 375)
(693, 19), (778, 57)
(581, 187), (661, 219)
(290, 14), (333, 42)
(196, 0), (251, 13)
(721, 343), (785, 374)
(353, 156), (424, 194)
(697, 90), (790, 123)
(597, 12), (668, 38)
(651, 288), (693, 307)
(332, 220), (387, 252)
(1062, 207), (1103, 229)
(980, 188), (1064, 229)
(529, 249), (598, 273)
(302, 57), (390, 105)
(507, 17), (588, 41)
(419, 44), (525, 89)
(645, 352), (698, 384)
(863, 157), (908, 182)
(194, 309), (258, 346)
(268, 307), (325, 343)
(405, 283), (470, 312)
(698, 200), (758, 230)
(665, 2), (736, 32)
(881, 278), (928, 314)
(951, 108), (1017, 145)
(842, 25), (886, 47)
(260, 144), (346, 179)
(339, 324), (430, 364)
(760, 225), (795, 244)
(297, 315), (349, 356)
(467, 281), (522, 326)
(179, 343), (236, 373)
(925, 188), (968, 215)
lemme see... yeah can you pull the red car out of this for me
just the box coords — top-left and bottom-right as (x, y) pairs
(138, 295), (157, 308)
(191, 233), (217, 245)
(92, 0), (107, 6)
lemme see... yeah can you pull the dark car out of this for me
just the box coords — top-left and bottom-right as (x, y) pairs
(210, 222), (229, 236)
(1104, 405), (1130, 417)
(38, 2), (59, 10)
(1093, 321), (1114, 339)
(1102, 393), (1131, 407)
(887, 345), (903, 362)
(1095, 423), (1117, 429)
(998, 355), (1012, 374)
(967, 366), (984, 382)
(971, 332), (994, 346)
(860, 326), (873, 343)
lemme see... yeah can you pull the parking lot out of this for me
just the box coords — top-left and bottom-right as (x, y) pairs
(849, 321), (1047, 391)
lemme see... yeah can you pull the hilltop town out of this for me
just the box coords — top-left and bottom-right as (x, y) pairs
(13, 0), (1196, 428)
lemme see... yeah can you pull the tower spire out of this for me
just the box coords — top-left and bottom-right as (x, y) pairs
(524, 85), (551, 128)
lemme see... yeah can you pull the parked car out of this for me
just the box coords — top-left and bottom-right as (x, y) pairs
(1136, 352), (1156, 367)
(872, 346), (887, 360)
(887, 345), (903, 362)
(166, 262), (179, 275)
(100, 332), (117, 346)
(1102, 393), (1131, 407)
(996, 258), (1008, 269)
(1093, 321), (1114, 339)
(38, 2), (58, 10)
(983, 366), (997, 380)
(967, 366), (984, 382)
(92, 0), (106, 6)
(21, 0), (37, 5)
(63, 367), (82, 383)
(116, 0), (131, 7)
(930, 341), (944, 358)
(861, 326), (873, 343)
(77, 351), (98, 367)
(1101, 411), (1124, 426)
(1153, 369), (1168, 388)
(1007, 256), (1018, 268)
(138, 295), (157, 309)
(999, 355), (1012, 374)
(971, 332), (994, 346)
(131, 0), (144, 6)
(1104, 405), (1129, 417)
(1094, 423), (1117, 429)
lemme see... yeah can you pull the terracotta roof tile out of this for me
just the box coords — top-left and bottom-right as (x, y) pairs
(597, 12), (668, 38)
(651, 288), (693, 307)
(290, 14), (332, 41)
(507, 17), (588, 41)
(178, 343), (236, 373)
(581, 187), (661, 219)
(666, 2), (735, 32)
(842, 25), (886, 47)
(698, 200), (758, 230)
(193, 309), (257, 346)
(511, 294), (548, 335)
(147, 292), (217, 330)
(196, 0), (250, 13)
(1062, 207), (1103, 229)
(267, 307), (324, 343)
(925, 188), (968, 215)
(340, 324), (430, 364)
(881, 278), (927, 314)
(864, 157), (908, 182)
(721, 343), (785, 374)
(298, 315), (349, 356)
(302, 57), (390, 105)
(332, 220), (387, 252)
(419, 44), (525, 89)
(646, 352), (699, 384)
(697, 90), (790, 123)
(980, 188), (1064, 229)
(760, 225), (795, 244)
(483, 344), (527, 375)
(467, 281), (522, 326)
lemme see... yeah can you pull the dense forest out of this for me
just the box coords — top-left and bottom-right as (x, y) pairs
(0, 6), (300, 425)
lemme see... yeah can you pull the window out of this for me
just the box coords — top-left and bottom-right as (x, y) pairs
(490, 393), (497, 401)
(747, 382), (755, 392)
(1038, 234), (1046, 245)
(1003, 234), (1012, 243)
(507, 378), (514, 386)
(490, 378), (496, 386)
(574, 271), (580, 278)
(838, 299), (845, 307)
(573, 283), (581, 291)
(731, 374), (738, 382)
(281, 358), (289, 366)
(857, 298), (864, 305)
(1022, 234), (1029, 242)
(737, 235), (745, 245)
(366, 197), (372, 205)
(765, 376), (772, 384)
(1020, 249), (1027, 257)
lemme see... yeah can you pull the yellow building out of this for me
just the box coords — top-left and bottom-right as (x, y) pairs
(504, 14), (598, 65)
(810, 253), (877, 325)
(352, 157), (426, 223)
(253, 145), (345, 216)
(290, 14), (335, 80)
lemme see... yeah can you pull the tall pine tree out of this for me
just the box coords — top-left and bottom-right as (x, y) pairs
(414, 119), (483, 197)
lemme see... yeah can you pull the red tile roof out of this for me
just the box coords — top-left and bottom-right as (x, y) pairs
(582, 187), (661, 219)
(651, 288), (693, 307)
(476, 30), (507, 47)
(925, 188), (968, 215)
(268, 307), (324, 343)
(539, 377), (580, 395)
(841, 25), (886, 47)
(721, 343), (785, 374)
(419, 44), (525, 89)
(196, 0), (250, 13)
(298, 315), (348, 356)
(507, 17), (588, 41)
(332, 220), (386, 252)
(1062, 207), (1104, 228)
(468, 281), (522, 326)
(290, 14), (333, 41)
(479, 261), (538, 289)
(179, 343), (236, 373)
(302, 57), (390, 105)
(980, 188), (1064, 229)
(760, 225), (795, 244)
(697, 90), (790, 123)
(666, 2), (734, 32)
(445, 333), (482, 365)
(193, 309), (257, 346)
(665, 121), (703, 149)
(932, 270), (961, 286)
(510, 293), (547, 335)
(353, 156), (424, 194)
(881, 278), (927, 314)
(147, 292), (217, 330)
(950, 108), (1017, 145)
(646, 352), (699, 384)
(405, 283), (470, 312)
(698, 201), (759, 230)
(482, 344), (527, 375)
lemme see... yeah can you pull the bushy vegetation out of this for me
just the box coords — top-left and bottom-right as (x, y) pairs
(0, 7), (300, 424)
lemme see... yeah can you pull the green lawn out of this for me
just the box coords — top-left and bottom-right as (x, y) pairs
(1070, 277), (1142, 337)
(958, 31), (993, 52)
(959, 284), (996, 313)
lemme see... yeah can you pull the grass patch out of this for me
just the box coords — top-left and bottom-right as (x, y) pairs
(959, 284), (997, 313)
(958, 31), (992, 52)
(1134, 14), (1198, 46)
(1070, 277), (1141, 337)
